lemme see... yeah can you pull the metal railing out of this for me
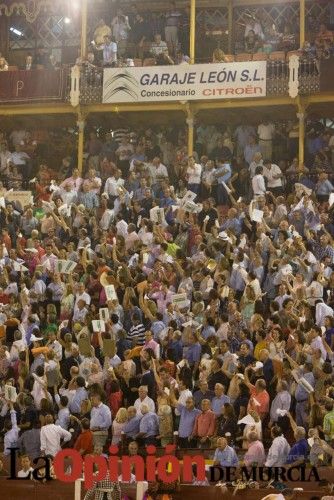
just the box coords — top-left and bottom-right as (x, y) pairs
(75, 58), (320, 105)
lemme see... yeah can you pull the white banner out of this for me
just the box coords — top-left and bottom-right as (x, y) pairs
(103, 62), (266, 103)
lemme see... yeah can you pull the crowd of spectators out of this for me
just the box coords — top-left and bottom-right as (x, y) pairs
(0, 115), (334, 497)
(1, 5), (334, 71)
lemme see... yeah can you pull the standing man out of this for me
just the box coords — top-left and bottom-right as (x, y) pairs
(90, 392), (112, 453)
(40, 414), (71, 457)
(165, 1), (182, 56)
(263, 159), (283, 196)
(186, 156), (202, 195)
(258, 119), (275, 160)
(97, 34), (117, 66)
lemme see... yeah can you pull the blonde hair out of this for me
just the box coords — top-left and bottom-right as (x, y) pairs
(115, 407), (128, 423)
(213, 48), (226, 62)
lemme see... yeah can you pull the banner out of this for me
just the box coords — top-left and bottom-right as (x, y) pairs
(103, 61), (266, 103)
(0, 69), (66, 103)
(0, 190), (32, 208)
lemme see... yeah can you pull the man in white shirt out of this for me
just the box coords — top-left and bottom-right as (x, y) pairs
(9, 143), (30, 168)
(249, 151), (263, 178)
(125, 223), (140, 250)
(3, 402), (19, 455)
(263, 159), (283, 196)
(150, 33), (168, 56)
(40, 244), (58, 273)
(56, 183), (77, 206)
(186, 156), (202, 195)
(98, 34), (117, 66)
(174, 379), (192, 416)
(257, 120), (275, 160)
(104, 169), (125, 198)
(315, 300), (334, 327)
(134, 386), (155, 416)
(265, 426), (290, 467)
(252, 166), (266, 196)
(46, 331), (63, 361)
(308, 327), (327, 360)
(149, 157), (168, 191)
(40, 414), (71, 457)
(75, 282), (91, 308)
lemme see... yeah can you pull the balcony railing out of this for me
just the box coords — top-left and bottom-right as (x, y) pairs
(75, 58), (320, 106)
(0, 66), (70, 105)
(0, 58), (323, 106)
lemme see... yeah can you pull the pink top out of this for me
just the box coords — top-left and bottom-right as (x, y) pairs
(244, 440), (266, 466)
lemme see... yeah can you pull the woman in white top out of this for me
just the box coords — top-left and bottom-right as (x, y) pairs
(252, 165), (266, 196)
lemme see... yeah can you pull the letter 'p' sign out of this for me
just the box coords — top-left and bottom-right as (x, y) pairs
(16, 80), (24, 96)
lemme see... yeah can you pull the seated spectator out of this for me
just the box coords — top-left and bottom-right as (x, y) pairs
(97, 34), (117, 67)
(315, 23), (334, 55)
(0, 56), (8, 71)
(212, 48), (229, 63)
(245, 30), (262, 54)
(151, 33), (168, 57)
(244, 15), (264, 40)
(279, 24), (297, 52)
(21, 54), (35, 71)
(213, 436), (239, 467)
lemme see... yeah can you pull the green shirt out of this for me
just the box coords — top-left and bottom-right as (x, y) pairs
(323, 410), (334, 440)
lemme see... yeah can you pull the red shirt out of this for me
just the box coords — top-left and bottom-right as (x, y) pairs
(109, 390), (123, 417)
(74, 430), (93, 455)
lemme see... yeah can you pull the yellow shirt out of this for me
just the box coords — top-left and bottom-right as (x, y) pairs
(254, 340), (267, 360)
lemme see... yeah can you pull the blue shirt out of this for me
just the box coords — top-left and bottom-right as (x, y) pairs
(286, 438), (309, 464)
(316, 179), (334, 195)
(90, 403), (112, 430)
(55, 406), (70, 430)
(216, 163), (231, 184)
(177, 404), (201, 438)
(202, 325), (216, 340)
(123, 415), (142, 438)
(214, 445), (239, 467)
(244, 144), (261, 165)
(185, 343), (201, 365)
(139, 412), (159, 437)
(221, 217), (242, 236)
(295, 372), (315, 402)
(193, 390), (214, 409)
(69, 387), (88, 414)
(211, 395), (231, 416)
(151, 320), (166, 341)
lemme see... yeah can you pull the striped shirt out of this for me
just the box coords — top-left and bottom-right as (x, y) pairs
(126, 323), (146, 345)
(113, 128), (130, 144)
